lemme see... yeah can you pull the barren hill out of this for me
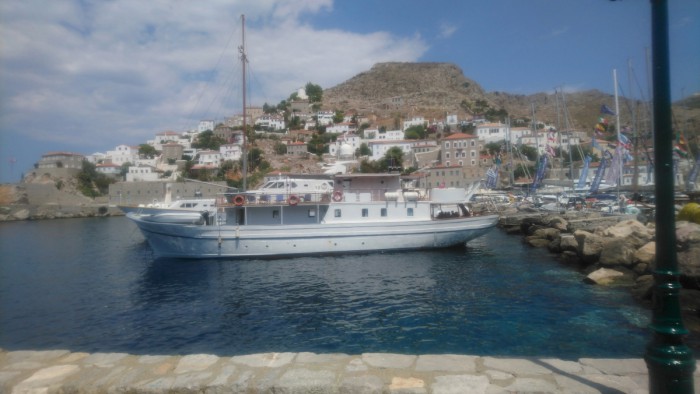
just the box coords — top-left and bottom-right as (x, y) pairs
(323, 62), (699, 134)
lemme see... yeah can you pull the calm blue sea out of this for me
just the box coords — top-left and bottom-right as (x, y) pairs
(0, 216), (655, 359)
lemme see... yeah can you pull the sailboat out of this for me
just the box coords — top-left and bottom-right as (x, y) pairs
(124, 15), (499, 259)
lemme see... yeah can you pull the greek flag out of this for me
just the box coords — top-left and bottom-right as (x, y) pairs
(601, 104), (616, 115)
(485, 167), (498, 189)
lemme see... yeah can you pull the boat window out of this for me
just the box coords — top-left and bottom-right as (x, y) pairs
(292, 182), (298, 188)
(308, 209), (316, 217)
(362, 208), (368, 217)
(381, 208), (387, 217)
(272, 210), (279, 218)
(407, 208), (414, 217)
(334, 209), (341, 218)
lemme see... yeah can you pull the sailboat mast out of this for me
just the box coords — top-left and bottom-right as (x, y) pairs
(613, 69), (622, 194)
(240, 14), (248, 192)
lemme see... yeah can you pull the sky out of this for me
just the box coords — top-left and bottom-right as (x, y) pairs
(1, 0), (698, 183)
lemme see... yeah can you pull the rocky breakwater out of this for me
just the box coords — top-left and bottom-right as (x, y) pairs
(499, 209), (700, 350)
(0, 184), (122, 222)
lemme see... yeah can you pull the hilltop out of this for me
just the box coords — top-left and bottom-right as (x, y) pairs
(323, 62), (700, 133)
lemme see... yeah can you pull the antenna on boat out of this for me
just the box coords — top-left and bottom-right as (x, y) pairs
(239, 14), (248, 192)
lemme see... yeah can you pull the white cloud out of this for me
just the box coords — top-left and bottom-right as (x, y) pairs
(0, 0), (426, 151)
(438, 22), (458, 39)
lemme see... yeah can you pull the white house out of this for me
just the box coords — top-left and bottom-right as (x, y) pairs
(326, 122), (356, 134)
(85, 152), (107, 164)
(220, 144), (242, 161)
(402, 117), (426, 131)
(372, 129), (404, 141)
(329, 134), (362, 157)
(96, 163), (121, 177)
(126, 165), (160, 182)
(198, 120), (215, 133)
(520, 131), (582, 155)
(317, 111), (335, 126)
(198, 150), (221, 167)
(254, 115), (285, 131)
(106, 145), (139, 166)
(368, 140), (414, 162)
(475, 123), (510, 143)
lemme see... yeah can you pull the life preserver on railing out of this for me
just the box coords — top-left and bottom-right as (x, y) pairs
(233, 194), (245, 206)
(332, 190), (343, 202)
(288, 194), (300, 206)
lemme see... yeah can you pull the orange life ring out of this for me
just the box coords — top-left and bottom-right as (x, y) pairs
(332, 190), (343, 202)
(233, 194), (245, 206)
(288, 194), (299, 206)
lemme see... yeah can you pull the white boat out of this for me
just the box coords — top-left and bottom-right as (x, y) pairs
(118, 198), (218, 215)
(126, 173), (499, 259)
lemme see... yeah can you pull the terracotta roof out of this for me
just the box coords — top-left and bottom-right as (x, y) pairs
(443, 133), (477, 140)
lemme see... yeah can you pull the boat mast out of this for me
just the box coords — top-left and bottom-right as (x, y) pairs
(613, 69), (622, 196)
(240, 14), (248, 191)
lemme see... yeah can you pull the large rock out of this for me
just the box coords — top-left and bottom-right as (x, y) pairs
(532, 227), (560, 240)
(559, 234), (578, 253)
(524, 236), (551, 248)
(599, 219), (653, 249)
(599, 237), (638, 267)
(631, 274), (654, 302)
(676, 221), (700, 244)
(574, 230), (605, 265)
(675, 221), (700, 290)
(584, 268), (625, 285)
(634, 242), (656, 266)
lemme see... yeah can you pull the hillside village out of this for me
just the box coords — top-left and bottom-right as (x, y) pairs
(10, 62), (700, 210)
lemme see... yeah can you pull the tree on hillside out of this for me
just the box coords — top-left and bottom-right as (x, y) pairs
(139, 144), (158, 159)
(76, 160), (114, 197)
(355, 143), (371, 157)
(517, 145), (538, 161)
(193, 130), (226, 151)
(305, 82), (323, 103)
(383, 147), (404, 172)
(333, 110), (344, 124)
(404, 125), (426, 140)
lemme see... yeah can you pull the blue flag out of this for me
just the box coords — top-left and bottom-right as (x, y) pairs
(600, 104), (616, 116)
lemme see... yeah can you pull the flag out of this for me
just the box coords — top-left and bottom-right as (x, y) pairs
(618, 133), (631, 149)
(546, 145), (556, 157)
(601, 104), (616, 116)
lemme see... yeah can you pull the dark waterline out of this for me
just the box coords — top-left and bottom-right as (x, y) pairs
(1, 216), (654, 359)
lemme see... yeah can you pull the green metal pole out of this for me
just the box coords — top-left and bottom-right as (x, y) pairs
(645, 0), (696, 392)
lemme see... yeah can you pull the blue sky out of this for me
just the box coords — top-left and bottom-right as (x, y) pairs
(1, 0), (698, 183)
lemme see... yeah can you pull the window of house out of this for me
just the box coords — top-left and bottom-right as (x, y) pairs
(446, 162), (450, 166)
(446, 153), (450, 159)
(470, 141), (476, 147)
(445, 142), (450, 148)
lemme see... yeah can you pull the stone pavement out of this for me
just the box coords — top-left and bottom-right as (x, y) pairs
(1, 349), (698, 393)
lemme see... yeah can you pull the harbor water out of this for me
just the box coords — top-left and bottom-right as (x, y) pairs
(0, 216), (651, 360)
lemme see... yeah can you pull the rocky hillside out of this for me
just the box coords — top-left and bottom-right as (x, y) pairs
(323, 62), (700, 134)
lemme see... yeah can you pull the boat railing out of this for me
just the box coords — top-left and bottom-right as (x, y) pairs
(219, 188), (429, 206)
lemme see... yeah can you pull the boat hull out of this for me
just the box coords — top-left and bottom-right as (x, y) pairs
(128, 213), (498, 259)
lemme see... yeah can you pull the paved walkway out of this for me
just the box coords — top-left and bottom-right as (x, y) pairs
(2, 349), (698, 393)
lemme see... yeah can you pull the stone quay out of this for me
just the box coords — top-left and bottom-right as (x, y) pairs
(2, 349), (699, 393)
